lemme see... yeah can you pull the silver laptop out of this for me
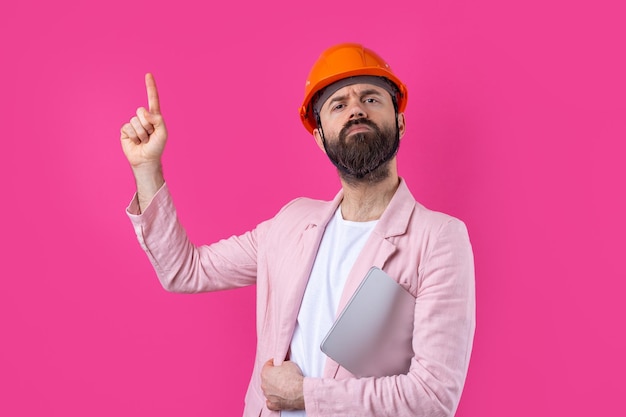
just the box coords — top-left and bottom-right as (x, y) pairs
(320, 267), (416, 377)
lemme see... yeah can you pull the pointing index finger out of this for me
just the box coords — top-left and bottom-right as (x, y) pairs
(145, 73), (161, 114)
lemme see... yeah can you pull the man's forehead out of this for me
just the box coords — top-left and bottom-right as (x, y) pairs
(327, 83), (389, 99)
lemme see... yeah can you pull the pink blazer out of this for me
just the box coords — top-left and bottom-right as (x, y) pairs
(127, 178), (475, 417)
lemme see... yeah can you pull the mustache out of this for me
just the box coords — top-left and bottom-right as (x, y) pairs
(339, 119), (380, 137)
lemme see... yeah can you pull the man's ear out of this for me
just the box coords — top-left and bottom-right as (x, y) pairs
(313, 128), (327, 153)
(397, 113), (406, 140)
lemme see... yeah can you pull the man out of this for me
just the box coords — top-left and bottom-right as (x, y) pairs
(120, 43), (475, 416)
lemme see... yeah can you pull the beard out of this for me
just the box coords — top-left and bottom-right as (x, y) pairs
(323, 118), (399, 185)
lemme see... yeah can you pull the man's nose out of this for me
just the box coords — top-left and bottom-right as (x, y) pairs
(348, 101), (367, 119)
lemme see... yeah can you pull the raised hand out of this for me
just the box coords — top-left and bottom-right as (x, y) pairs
(120, 73), (168, 211)
(120, 73), (168, 168)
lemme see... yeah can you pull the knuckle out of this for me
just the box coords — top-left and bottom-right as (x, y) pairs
(122, 125), (136, 138)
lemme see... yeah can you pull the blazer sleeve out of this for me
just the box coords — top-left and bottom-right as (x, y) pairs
(302, 218), (476, 417)
(126, 183), (262, 293)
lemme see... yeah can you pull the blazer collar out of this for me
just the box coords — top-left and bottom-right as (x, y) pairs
(372, 177), (416, 239)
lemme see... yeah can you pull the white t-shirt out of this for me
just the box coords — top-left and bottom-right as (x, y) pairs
(283, 207), (377, 417)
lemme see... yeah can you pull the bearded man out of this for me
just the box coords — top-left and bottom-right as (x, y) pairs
(120, 43), (475, 417)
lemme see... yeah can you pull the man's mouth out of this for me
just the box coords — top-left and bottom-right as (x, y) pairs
(346, 125), (371, 135)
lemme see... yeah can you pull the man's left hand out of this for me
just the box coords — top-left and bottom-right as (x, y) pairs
(261, 359), (305, 411)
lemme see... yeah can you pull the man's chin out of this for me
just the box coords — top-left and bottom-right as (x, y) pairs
(337, 162), (390, 185)
(344, 131), (373, 143)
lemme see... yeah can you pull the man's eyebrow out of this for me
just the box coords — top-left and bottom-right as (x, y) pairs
(326, 94), (348, 108)
(359, 89), (385, 98)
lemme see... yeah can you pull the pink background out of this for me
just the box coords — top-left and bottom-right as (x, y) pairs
(2, 0), (624, 415)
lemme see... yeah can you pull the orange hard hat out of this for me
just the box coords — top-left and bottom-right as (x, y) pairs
(299, 43), (408, 134)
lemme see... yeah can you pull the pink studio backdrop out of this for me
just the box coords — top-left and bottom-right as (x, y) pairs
(1, 0), (624, 416)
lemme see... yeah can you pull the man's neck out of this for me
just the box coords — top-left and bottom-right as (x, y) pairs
(339, 173), (400, 222)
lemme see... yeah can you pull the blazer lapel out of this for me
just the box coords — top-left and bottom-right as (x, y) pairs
(273, 191), (344, 363)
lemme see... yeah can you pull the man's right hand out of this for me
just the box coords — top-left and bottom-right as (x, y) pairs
(120, 73), (167, 211)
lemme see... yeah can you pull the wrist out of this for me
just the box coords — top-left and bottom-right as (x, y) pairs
(131, 160), (162, 178)
(132, 162), (165, 212)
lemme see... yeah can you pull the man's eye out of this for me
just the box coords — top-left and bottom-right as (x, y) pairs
(333, 104), (345, 111)
(364, 98), (377, 103)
